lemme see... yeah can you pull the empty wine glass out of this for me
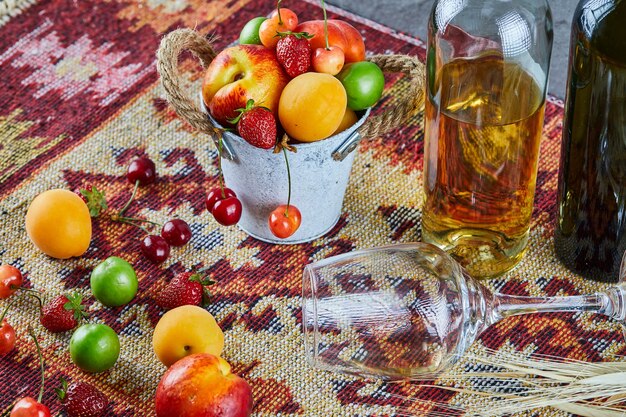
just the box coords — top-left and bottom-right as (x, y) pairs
(302, 243), (626, 380)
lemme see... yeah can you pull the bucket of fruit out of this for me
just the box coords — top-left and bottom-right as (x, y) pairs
(156, 6), (424, 244)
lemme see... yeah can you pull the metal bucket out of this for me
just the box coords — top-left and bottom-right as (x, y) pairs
(207, 105), (371, 244)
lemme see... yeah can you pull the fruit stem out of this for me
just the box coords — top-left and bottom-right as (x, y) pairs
(321, 0), (330, 50)
(115, 218), (151, 234)
(218, 136), (225, 199)
(276, 0), (283, 25)
(119, 180), (140, 216)
(116, 216), (161, 227)
(28, 326), (45, 403)
(282, 147), (292, 217)
(0, 291), (43, 323)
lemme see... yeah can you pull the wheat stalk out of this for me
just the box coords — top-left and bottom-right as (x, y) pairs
(384, 348), (626, 417)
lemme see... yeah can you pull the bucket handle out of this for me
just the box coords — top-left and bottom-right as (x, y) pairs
(157, 29), (425, 159)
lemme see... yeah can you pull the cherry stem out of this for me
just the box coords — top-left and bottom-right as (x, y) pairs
(0, 291), (43, 323)
(282, 147), (292, 217)
(218, 136), (225, 199)
(28, 326), (45, 403)
(115, 218), (151, 234)
(321, 0), (330, 49)
(276, 0), (283, 25)
(119, 180), (140, 217)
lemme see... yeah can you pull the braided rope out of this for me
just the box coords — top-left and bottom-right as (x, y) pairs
(156, 28), (425, 141)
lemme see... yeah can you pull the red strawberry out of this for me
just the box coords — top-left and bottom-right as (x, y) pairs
(229, 99), (277, 149)
(57, 379), (108, 417)
(40, 293), (87, 333)
(276, 32), (313, 78)
(156, 272), (215, 310)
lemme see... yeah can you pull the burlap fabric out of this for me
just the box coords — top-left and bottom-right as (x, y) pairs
(0, 0), (621, 416)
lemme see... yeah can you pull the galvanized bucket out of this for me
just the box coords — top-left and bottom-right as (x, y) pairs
(157, 29), (425, 244)
(207, 105), (370, 243)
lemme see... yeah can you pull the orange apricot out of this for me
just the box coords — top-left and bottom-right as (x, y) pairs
(278, 73), (347, 142)
(25, 189), (92, 259)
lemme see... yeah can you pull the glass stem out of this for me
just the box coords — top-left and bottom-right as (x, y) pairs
(489, 285), (626, 325)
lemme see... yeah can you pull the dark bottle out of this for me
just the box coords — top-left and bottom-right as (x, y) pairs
(555, 0), (626, 282)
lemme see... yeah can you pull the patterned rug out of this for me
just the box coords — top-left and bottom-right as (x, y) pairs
(0, 0), (623, 416)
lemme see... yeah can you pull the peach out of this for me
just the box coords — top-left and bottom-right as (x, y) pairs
(295, 20), (365, 63)
(155, 353), (253, 417)
(152, 305), (224, 367)
(330, 20), (366, 62)
(202, 45), (289, 126)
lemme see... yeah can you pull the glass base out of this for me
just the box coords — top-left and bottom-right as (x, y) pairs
(422, 227), (529, 279)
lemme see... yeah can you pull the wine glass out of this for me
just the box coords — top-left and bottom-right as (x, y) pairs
(302, 243), (626, 380)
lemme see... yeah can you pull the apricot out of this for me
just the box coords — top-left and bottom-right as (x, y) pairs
(278, 72), (347, 142)
(333, 108), (359, 135)
(25, 189), (92, 259)
(152, 305), (224, 367)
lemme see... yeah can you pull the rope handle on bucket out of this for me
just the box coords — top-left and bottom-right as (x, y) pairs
(156, 28), (425, 142)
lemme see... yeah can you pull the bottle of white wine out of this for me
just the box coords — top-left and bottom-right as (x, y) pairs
(422, 0), (553, 279)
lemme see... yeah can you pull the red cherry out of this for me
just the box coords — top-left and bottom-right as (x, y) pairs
(0, 319), (16, 356)
(206, 187), (237, 212)
(140, 235), (170, 264)
(10, 397), (51, 417)
(0, 265), (23, 299)
(127, 157), (156, 185)
(161, 219), (192, 246)
(212, 197), (242, 226)
(268, 205), (302, 239)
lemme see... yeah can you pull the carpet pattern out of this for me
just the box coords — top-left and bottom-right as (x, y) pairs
(0, 0), (622, 416)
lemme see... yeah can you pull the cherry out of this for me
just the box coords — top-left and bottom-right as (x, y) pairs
(212, 197), (242, 226)
(141, 235), (170, 264)
(0, 319), (16, 356)
(10, 397), (51, 417)
(161, 219), (192, 247)
(11, 328), (49, 416)
(312, 46), (345, 75)
(0, 265), (23, 299)
(206, 187), (237, 212)
(127, 156), (156, 186)
(268, 205), (302, 239)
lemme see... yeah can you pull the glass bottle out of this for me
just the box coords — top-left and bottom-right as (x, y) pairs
(422, 0), (553, 279)
(555, 0), (626, 283)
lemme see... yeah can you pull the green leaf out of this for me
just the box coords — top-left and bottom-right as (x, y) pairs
(80, 186), (108, 218)
(62, 293), (88, 322)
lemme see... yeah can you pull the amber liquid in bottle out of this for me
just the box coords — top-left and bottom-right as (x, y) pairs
(422, 55), (545, 279)
(555, 1), (626, 282)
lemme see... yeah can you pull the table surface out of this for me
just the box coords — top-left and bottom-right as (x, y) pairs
(0, 0), (621, 416)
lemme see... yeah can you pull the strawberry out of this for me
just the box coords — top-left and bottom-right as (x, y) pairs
(276, 32), (313, 78)
(156, 271), (215, 310)
(56, 379), (108, 417)
(229, 99), (277, 149)
(40, 293), (87, 333)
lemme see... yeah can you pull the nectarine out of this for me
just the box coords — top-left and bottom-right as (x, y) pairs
(155, 353), (253, 417)
(202, 45), (289, 126)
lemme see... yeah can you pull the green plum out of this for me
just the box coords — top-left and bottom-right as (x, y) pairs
(239, 16), (267, 45)
(90, 256), (137, 307)
(70, 323), (120, 373)
(336, 61), (385, 111)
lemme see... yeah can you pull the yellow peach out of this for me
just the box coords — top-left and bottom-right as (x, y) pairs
(152, 305), (224, 367)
